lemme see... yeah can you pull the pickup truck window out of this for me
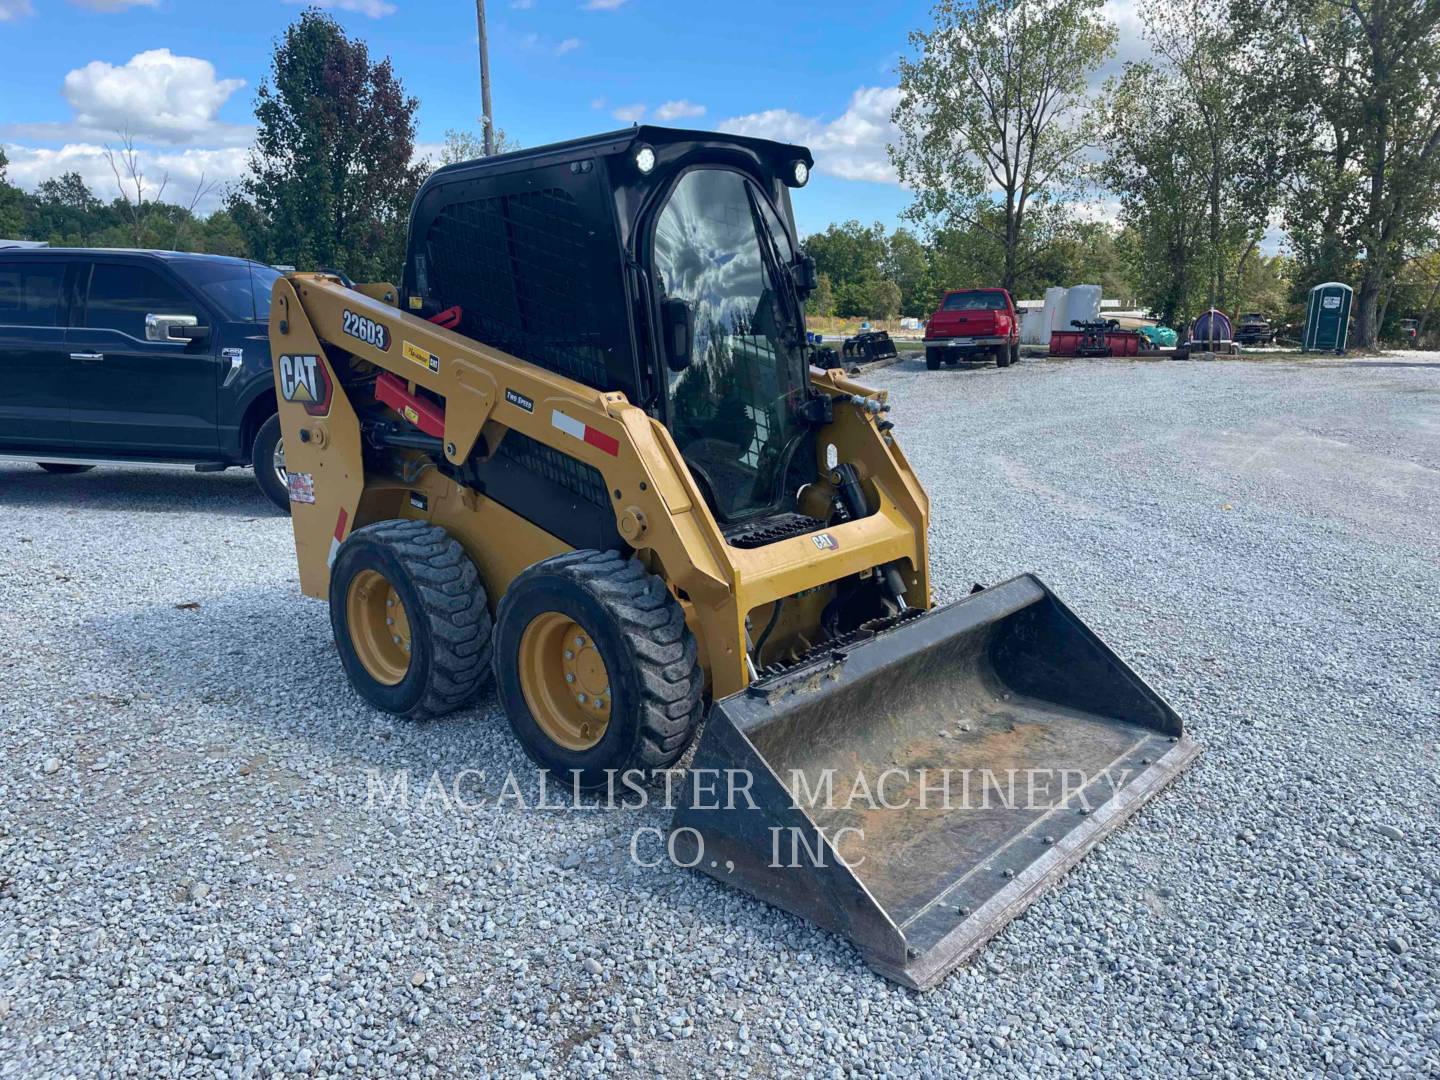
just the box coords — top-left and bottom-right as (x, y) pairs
(0, 261), (65, 327)
(941, 291), (1007, 312)
(82, 264), (199, 339)
(186, 260), (281, 322)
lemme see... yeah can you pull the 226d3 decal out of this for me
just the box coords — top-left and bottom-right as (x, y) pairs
(342, 310), (391, 351)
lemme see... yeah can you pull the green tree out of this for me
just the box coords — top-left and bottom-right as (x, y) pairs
(883, 228), (934, 316)
(438, 125), (519, 166)
(32, 173), (103, 245)
(1101, 62), (1211, 324)
(0, 148), (31, 238)
(229, 9), (426, 280)
(805, 272), (835, 317)
(804, 220), (888, 291)
(892, 0), (1117, 291)
(1237, 0), (1440, 347)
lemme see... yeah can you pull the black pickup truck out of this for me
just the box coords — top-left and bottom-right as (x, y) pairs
(0, 248), (288, 509)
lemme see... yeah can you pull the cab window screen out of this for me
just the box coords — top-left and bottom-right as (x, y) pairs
(83, 264), (198, 339)
(0, 262), (65, 327)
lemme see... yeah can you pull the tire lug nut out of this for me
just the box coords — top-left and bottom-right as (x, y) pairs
(392, 635), (401, 645)
(566, 673), (575, 684)
(577, 693), (587, 704)
(575, 636), (584, 648)
(564, 650), (574, 660)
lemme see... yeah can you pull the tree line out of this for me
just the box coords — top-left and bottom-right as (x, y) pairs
(4, 2), (1437, 346)
(890, 0), (1440, 346)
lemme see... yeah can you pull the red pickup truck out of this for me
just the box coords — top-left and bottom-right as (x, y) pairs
(924, 288), (1020, 370)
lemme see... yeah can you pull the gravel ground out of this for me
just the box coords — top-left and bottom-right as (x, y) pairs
(1, 353), (1437, 1078)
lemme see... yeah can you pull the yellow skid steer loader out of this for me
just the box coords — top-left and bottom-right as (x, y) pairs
(271, 127), (1197, 988)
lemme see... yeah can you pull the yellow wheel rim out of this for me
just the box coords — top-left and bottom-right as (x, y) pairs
(518, 612), (612, 751)
(346, 568), (412, 686)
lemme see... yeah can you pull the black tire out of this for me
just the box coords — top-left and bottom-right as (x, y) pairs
(251, 413), (290, 514)
(494, 550), (704, 789)
(994, 346), (1010, 368)
(329, 520), (493, 720)
(37, 462), (95, 475)
(1009, 342), (1020, 366)
(925, 348), (941, 370)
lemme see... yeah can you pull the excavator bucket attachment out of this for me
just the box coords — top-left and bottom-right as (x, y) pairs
(671, 575), (1198, 989)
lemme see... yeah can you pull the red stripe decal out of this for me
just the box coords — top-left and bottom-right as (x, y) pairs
(583, 427), (620, 457)
(334, 507), (349, 543)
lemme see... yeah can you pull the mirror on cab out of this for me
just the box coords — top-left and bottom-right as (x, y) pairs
(793, 254), (818, 295)
(145, 313), (210, 344)
(661, 296), (695, 373)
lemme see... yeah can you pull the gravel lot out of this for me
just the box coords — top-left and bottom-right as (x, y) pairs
(2, 354), (1437, 1078)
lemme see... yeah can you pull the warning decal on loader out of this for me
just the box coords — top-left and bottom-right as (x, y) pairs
(287, 472), (316, 504)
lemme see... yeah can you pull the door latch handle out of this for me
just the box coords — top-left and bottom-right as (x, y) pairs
(70, 352), (105, 363)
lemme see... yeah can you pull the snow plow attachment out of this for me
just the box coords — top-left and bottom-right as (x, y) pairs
(671, 574), (1198, 989)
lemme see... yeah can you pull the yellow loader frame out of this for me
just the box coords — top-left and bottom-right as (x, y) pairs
(271, 273), (932, 699)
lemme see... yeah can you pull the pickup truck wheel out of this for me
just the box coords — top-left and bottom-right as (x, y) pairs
(1009, 343), (1021, 366)
(37, 463), (95, 475)
(925, 348), (941, 370)
(251, 413), (290, 514)
(996, 346), (1012, 368)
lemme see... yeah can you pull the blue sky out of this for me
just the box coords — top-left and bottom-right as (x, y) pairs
(0, 0), (951, 236)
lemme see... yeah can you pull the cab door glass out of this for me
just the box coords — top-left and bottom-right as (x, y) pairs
(0, 262), (65, 327)
(82, 264), (199, 340)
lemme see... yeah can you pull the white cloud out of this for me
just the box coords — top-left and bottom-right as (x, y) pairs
(2, 142), (248, 214)
(67, 0), (158, 11)
(511, 0), (535, 7)
(283, 0), (397, 18)
(0, 0), (35, 19)
(60, 50), (246, 146)
(554, 37), (583, 55)
(719, 86), (902, 184)
(589, 97), (606, 109)
(1097, 0), (1155, 85)
(654, 100), (706, 122)
(612, 103), (646, 123)
(582, 0), (628, 9)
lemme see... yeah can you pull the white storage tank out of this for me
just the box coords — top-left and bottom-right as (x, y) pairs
(1064, 284), (1102, 328)
(1042, 287), (1068, 336)
(1019, 305), (1049, 345)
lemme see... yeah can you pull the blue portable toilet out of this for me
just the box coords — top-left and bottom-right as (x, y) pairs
(1303, 282), (1352, 353)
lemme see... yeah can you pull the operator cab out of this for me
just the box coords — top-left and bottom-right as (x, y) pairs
(403, 127), (820, 529)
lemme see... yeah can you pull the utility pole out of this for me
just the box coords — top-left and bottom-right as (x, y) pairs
(475, 0), (495, 156)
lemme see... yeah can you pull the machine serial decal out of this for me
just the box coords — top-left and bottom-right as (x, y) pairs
(278, 354), (322, 403)
(287, 471), (316, 504)
(342, 310), (391, 351)
(812, 533), (839, 551)
(409, 491), (429, 511)
(403, 341), (441, 374)
(402, 405), (420, 425)
(505, 388), (535, 413)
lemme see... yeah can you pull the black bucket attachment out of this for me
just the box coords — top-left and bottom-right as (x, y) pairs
(670, 575), (1198, 989)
